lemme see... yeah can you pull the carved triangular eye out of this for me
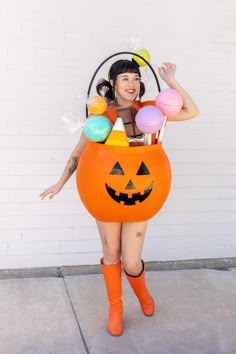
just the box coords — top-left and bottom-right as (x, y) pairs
(136, 162), (150, 175)
(110, 162), (125, 175)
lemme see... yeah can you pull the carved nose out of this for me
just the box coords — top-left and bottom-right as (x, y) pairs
(125, 180), (136, 190)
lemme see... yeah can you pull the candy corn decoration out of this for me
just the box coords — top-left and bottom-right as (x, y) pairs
(105, 117), (129, 147)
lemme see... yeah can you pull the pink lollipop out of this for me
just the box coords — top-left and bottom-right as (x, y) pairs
(155, 89), (183, 117)
(135, 106), (164, 134)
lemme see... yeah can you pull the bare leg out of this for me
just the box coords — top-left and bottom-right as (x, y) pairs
(121, 221), (148, 275)
(96, 220), (122, 265)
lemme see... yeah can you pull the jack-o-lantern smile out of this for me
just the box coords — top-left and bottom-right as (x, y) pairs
(105, 182), (154, 205)
(105, 161), (154, 205)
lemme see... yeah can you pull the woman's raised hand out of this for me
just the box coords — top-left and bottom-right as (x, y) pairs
(158, 62), (177, 84)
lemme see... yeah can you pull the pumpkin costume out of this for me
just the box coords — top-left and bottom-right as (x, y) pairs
(76, 100), (171, 222)
(77, 102), (171, 335)
(76, 54), (170, 336)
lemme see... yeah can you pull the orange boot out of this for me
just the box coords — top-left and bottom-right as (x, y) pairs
(125, 260), (154, 316)
(100, 259), (123, 336)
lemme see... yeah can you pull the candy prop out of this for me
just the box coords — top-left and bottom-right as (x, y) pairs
(155, 89), (183, 117)
(84, 115), (112, 142)
(145, 134), (152, 145)
(87, 96), (107, 115)
(61, 90), (88, 134)
(135, 106), (164, 134)
(129, 35), (142, 51)
(156, 116), (167, 143)
(76, 141), (171, 221)
(61, 113), (85, 134)
(133, 49), (151, 67)
(105, 118), (129, 147)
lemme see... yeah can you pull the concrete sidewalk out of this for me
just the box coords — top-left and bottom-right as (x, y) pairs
(0, 268), (235, 354)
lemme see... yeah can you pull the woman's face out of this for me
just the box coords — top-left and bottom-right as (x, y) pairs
(111, 72), (141, 106)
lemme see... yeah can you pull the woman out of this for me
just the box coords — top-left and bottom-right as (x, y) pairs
(40, 59), (199, 336)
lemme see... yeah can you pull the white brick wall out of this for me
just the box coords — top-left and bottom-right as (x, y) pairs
(1, 0), (236, 269)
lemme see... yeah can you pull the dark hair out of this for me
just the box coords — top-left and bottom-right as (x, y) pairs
(96, 59), (145, 101)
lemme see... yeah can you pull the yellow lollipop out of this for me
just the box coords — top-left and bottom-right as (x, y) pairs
(87, 96), (107, 115)
(133, 48), (151, 67)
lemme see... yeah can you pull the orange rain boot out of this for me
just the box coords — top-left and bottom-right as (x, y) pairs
(100, 259), (123, 336)
(125, 260), (154, 316)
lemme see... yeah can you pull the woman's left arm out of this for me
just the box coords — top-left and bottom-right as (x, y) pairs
(158, 62), (199, 121)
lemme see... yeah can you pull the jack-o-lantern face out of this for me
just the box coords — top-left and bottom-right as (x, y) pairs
(76, 141), (172, 222)
(105, 161), (153, 205)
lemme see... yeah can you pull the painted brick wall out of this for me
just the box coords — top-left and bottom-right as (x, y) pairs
(0, 0), (236, 269)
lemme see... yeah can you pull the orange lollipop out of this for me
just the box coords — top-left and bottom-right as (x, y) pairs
(87, 96), (107, 115)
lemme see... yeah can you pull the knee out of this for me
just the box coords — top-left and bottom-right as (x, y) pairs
(103, 249), (121, 265)
(123, 259), (143, 276)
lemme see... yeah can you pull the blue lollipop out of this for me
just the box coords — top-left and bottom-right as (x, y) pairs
(84, 115), (112, 142)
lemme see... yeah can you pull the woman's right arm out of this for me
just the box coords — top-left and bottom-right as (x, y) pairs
(39, 132), (87, 200)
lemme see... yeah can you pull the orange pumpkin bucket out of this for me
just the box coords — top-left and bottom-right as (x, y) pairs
(76, 141), (172, 222)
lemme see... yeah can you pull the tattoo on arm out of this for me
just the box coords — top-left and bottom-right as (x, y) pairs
(136, 232), (142, 238)
(68, 156), (79, 175)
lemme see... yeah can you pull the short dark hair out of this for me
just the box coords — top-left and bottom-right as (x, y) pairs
(108, 59), (140, 79)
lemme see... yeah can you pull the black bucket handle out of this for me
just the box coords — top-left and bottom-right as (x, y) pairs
(86, 51), (161, 117)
